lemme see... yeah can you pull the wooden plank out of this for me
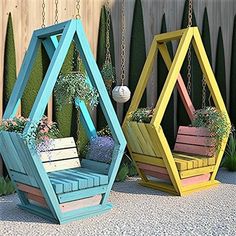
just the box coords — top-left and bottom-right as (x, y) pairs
(138, 123), (160, 156)
(126, 123), (143, 153)
(179, 166), (215, 179)
(173, 157), (190, 170)
(46, 137), (76, 150)
(132, 153), (165, 167)
(137, 162), (168, 174)
(57, 185), (107, 203)
(11, 171), (38, 188)
(27, 193), (48, 208)
(16, 183), (43, 197)
(181, 173), (211, 187)
(40, 148), (78, 162)
(177, 126), (211, 137)
(81, 159), (110, 175)
(155, 29), (186, 42)
(43, 158), (81, 172)
(174, 143), (214, 157)
(79, 168), (109, 185)
(129, 122), (155, 156)
(176, 134), (215, 147)
(144, 170), (170, 181)
(60, 195), (102, 213)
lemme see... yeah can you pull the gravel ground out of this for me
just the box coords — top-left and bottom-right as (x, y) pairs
(0, 168), (236, 236)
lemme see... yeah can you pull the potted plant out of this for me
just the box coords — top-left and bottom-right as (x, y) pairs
(130, 107), (154, 123)
(191, 106), (231, 150)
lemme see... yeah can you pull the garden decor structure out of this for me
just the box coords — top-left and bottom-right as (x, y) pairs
(123, 27), (230, 196)
(0, 19), (126, 224)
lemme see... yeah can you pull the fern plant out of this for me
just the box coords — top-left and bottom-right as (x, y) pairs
(0, 176), (15, 196)
(222, 133), (236, 171)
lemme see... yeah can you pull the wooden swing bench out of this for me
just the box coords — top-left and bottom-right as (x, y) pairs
(0, 19), (126, 224)
(123, 27), (230, 196)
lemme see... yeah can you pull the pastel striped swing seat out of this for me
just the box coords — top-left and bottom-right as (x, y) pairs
(0, 19), (126, 224)
(123, 27), (230, 196)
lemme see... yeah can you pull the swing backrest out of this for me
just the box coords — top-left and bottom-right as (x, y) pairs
(174, 126), (215, 157)
(40, 137), (80, 172)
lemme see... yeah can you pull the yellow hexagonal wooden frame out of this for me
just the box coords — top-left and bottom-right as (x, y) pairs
(123, 27), (230, 196)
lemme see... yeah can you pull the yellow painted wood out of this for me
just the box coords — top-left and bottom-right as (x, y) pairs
(179, 166), (215, 179)
(149, 126), (182, 194)
(181, 180), (219, 196)
(129, 122), (155, 156)
(151, 28), (194, 127)
(132, 153), (165, 167)
(138, 123), (159, 156)
(154, 29), (186, 43)
(139, 180), (177, 195)
(173, 157), (190, 171)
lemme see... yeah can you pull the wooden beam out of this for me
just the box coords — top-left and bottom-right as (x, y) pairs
(155, 29), (187, 43)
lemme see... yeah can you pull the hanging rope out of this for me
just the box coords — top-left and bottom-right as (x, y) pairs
(41, 0), (46, 28)
(187, 0), (193, 96)
(120, 0), (126, 86)
(54, 0), (59, 24)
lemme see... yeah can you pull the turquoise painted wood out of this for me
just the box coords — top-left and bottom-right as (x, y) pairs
(0, 19), (126, 224)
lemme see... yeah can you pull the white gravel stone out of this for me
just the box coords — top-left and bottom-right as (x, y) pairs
(0, 169), (236, 236)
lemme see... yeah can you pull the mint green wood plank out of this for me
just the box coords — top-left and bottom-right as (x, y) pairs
(3, 34), (40, 119)
(48, 178), (64, 194)
(69, 169), (94, 187)
(1, 132), (26, 173)
(50, 172), (78, 192)
(71, 169), (99, 186)
(79, 168), (108, 185)
(61, 169), (88, 189)
(11, 170), (38, 187)
(57, 185), (107, 203)
(81, 159), (109, 175)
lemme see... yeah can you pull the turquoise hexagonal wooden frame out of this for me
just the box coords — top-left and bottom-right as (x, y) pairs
(0, 19), (126, 224)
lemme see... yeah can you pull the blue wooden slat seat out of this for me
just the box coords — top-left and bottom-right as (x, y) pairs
(48, 168), (109, 194)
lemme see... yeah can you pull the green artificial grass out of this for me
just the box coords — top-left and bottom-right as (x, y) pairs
(21, 44), (50, 117)
(96, 5), (116, 130)
(215, 27), (227, 105)
(3, 13), (17, 111)
(178, 0), (201, 126)
(157, 14), (175, 149)
(230, 15), (236, 126)
(201, 8), (212, 107)
(123, 0), (146, 119)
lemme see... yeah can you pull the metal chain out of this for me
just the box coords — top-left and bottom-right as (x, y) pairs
(105, 0), (112, 64)
(41, 0), (46, 28)
(202, 77), (207, 108)
(54, 0), (59, 24)
(76, 0), (81, 19)
(187, 0), (193, 95)
(120, 0), (126, 86)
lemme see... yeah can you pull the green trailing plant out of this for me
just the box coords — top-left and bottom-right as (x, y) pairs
(130, 107), (154, 123)
(230, 15), (236, 126)
(123, 0), (146, 119)
(0, 176), (15, 196)
(116, 163), (129, 182)
(128, 161), (138, 177)
(157, 14), (175, 149)
(97, 125), (112, 137)
(54, 72), (99, 110)
(192, 107), (231, 148)
(222, 132), (236, 171)
(215, 27), (227, 104)
(101, 61), (116, 90)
